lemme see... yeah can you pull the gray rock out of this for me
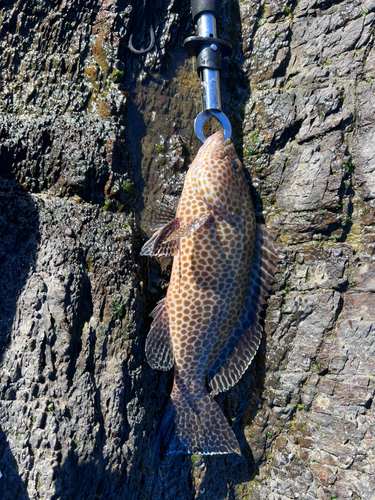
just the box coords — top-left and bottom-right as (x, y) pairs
(1, 0), (375, 499)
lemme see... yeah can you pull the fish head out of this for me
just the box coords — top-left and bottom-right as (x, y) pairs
(191, 131), (245, 220)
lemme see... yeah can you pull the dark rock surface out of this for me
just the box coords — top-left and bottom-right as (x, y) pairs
(0, 0), (374, 499)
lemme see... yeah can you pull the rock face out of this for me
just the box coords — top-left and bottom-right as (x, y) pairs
(0, 0), (374, 499)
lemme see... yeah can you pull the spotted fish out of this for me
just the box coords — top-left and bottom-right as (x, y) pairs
(140, 131), (278, 455)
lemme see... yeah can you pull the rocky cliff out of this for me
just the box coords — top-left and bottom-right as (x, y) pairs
(0, 0), (374, 499)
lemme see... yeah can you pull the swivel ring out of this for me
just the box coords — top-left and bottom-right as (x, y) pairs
(129, 27), (155, 54)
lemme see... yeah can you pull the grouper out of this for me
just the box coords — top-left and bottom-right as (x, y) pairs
(140, 131), (279, 455)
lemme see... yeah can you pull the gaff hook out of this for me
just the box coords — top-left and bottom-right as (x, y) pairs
(184, 0), (233, 142)
(128, 27), (155, 54)
(195, 110), (232, 143)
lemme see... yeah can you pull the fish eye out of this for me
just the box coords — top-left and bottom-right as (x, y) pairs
(233, 158), (242, 171)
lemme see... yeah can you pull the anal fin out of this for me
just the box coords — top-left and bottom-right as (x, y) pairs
(145, 298), (174, 370)
(208, 225), (280, 395)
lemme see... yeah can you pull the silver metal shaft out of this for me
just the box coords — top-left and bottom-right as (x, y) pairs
(194, 12), (231, 142)
(197, 12), (216, 37)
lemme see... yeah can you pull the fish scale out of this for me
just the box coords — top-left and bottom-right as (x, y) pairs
(140, 131), (279, 455)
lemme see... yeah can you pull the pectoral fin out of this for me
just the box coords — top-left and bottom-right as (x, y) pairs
(208, 225), (279, 394)
(140, 218), (180, 257)
(140, 213), (213, 257)
(165, 213), (213, 242)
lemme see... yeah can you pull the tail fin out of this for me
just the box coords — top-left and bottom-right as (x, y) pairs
(154, 383), (241, 457)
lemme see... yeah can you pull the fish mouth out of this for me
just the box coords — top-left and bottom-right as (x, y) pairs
(203, 131), (234, 159)
(204, 130), (224, 145)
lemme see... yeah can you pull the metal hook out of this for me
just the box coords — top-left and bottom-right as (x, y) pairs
(194, 109), (232, 143)
(128, 27), (155, 54)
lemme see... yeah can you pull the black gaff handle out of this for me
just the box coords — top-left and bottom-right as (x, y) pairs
(184, 0), (232, 79)
(191, 0), (220, 23)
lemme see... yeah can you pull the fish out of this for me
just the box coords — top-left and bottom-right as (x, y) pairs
(140, 131), (279, 455)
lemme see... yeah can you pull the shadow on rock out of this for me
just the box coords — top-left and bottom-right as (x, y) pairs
(0, 179), (40, 358)
(0, 427), (29, 500)
(0, 177), (40, 500)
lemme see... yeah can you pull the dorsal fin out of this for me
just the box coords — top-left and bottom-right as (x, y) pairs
(207, 225), (279, 395)
(145, 298), (174, 370)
